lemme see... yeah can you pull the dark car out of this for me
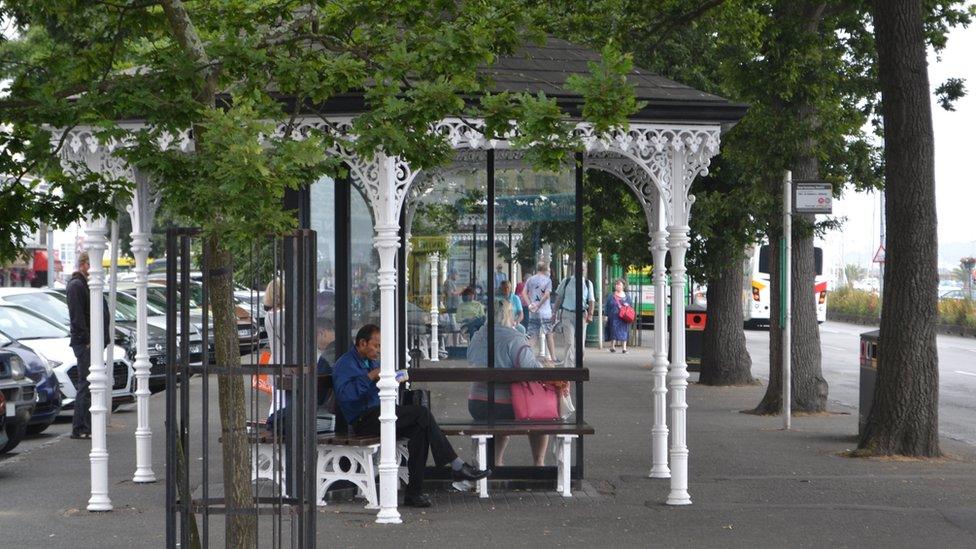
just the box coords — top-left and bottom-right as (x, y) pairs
(0, 391), (8, 451)
(0, 331), (61, 434)
(0, 347), (35, 454)
(1, 287), (201, 392)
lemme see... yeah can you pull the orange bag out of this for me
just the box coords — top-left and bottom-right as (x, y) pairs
(252, 349), (273, 395)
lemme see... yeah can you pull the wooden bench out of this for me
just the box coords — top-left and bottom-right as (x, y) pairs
(440, 423), (595, 498)
(407, 367), (593, 498)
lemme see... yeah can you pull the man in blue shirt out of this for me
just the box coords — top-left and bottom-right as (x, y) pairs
(333, 324), (490, 508)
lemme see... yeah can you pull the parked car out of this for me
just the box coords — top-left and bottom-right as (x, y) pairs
(0, 347), (35, 453)
(940, 289), (974, 301)
(0, 304), (134, 412)
(0, 286), (207, 392)
(0, 331), (61, 435)
(142, 281), (259, 355)
(0, 391), (8, 451)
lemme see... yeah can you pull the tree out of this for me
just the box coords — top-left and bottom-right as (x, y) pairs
(956, 257), (975, 296)
(845, 263), (866, 288)
(2, 0), (637, 537)
(857, 0), (945, 457)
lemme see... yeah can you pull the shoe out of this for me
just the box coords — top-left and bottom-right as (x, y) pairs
(70, 432), (91, 440)
(451, 463), (492, 482)
(609, 348), (616, 353)
(621, 349), (628, 354)
(403, 493), (433, 508)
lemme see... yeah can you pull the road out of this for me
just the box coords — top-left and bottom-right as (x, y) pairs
(746, 320), (976, 446)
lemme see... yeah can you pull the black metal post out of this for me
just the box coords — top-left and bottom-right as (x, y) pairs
(165, 230), (177, 548)
(574, 152), (585, 480)
(200, 235), (210, 545)
(508, 224), (513, 283)
(486, 150), (496, 428)
(398, 209), (407, 370)
(179, 234), (191, 548)
(335, 175), (351, 356)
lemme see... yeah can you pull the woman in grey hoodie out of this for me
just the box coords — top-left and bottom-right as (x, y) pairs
(466, 299), (550, 465)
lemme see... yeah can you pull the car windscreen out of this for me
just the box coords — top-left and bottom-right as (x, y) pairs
(4, 292), (72, 325)
(146, 285), (203, 309)
(0, 306), (69, 339)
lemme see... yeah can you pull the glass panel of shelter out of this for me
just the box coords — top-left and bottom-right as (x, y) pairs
(403, 152), (582, 468)
(309, 176), (338, 365)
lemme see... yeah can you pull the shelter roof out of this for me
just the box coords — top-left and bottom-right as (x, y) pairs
(301, 37), (746, 126)
(483, 38), (746, 124)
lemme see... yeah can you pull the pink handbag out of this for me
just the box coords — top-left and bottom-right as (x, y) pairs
(510, 344), (559, 421)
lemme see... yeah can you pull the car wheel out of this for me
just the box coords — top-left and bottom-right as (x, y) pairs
(1, 421), (27, 453)
(25, 421), (53, 436)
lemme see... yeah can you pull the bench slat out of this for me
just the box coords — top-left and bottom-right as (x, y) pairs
(440, 422), (594, 436)
(407, 367), (588, 383)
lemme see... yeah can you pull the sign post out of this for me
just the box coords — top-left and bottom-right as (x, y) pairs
(782, 171), (792, 430)
(793, 182), (833, 214)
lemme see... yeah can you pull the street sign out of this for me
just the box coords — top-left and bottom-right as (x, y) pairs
(873, 244), (886, 263)
(793, 182), (833, 214)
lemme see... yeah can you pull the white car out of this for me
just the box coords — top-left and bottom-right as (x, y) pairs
(0, 304), (133, 411)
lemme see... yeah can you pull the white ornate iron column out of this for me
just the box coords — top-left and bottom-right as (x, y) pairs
(129, 230), (155, 482)
(128, 174), (158, 483)
(85, 217), (113, 511)
(663, 129), (720, 506)
(649, 198), (671, 479)
(665, 212), (691, 504)
(429, 252), (440, 362)
(360, 153), (418, 524)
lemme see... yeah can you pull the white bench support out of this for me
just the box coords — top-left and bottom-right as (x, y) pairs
(317, 443), (380, 509)
(555, 434), (578, 497)
(252, 438), (410, 511)
(395, 439), (410, 486)
(472, 435), (492, 498)
(252, 442), (287, 491)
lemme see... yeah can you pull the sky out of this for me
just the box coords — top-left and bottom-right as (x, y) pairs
(823, 21), (976, 274)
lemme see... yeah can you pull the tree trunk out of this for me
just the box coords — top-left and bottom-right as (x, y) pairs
(754, 207), (828, 414)
(699, 255), (753, 385)
(858, 0), (940, 457)
(205, 237), (257, 546)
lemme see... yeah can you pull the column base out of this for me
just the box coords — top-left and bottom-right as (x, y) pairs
(666, 493), (692, 506)
(132, 470), (157, 483)
(87, 497), (113, 512)
(648, 468), (671, 479)
(375, 508), (402, 524)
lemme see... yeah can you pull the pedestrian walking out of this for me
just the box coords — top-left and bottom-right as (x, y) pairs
(493, 264), (507, 291)
(553, 261), (595, 367)
(604, 279), (634, 353)
(522, 261), (555, 359)
(65, 252), (110, 439)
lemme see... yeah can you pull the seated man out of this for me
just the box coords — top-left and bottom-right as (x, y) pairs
(266, 317), (336, 432)
(333, 324), (491, 508)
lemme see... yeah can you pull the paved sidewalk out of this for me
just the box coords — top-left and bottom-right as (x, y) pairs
(1, 350), (975, 548)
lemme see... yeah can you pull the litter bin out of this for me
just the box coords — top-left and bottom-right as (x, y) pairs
(859, 330), (879, 436)
(668, 304), (707, 371)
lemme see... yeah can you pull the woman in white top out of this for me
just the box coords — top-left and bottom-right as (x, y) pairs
(264, 278), (286, 418)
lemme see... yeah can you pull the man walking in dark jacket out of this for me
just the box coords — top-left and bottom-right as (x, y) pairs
(66, 252), (110, 439)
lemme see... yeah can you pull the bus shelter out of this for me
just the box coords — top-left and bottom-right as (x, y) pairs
(52, 37), (745, 524)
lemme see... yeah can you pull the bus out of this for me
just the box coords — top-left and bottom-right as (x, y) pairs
(743, 244), (827, 326)
(622, 266), (697, 329)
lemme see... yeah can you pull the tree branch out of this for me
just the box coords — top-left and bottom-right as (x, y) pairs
(160, 0), (218, 104)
